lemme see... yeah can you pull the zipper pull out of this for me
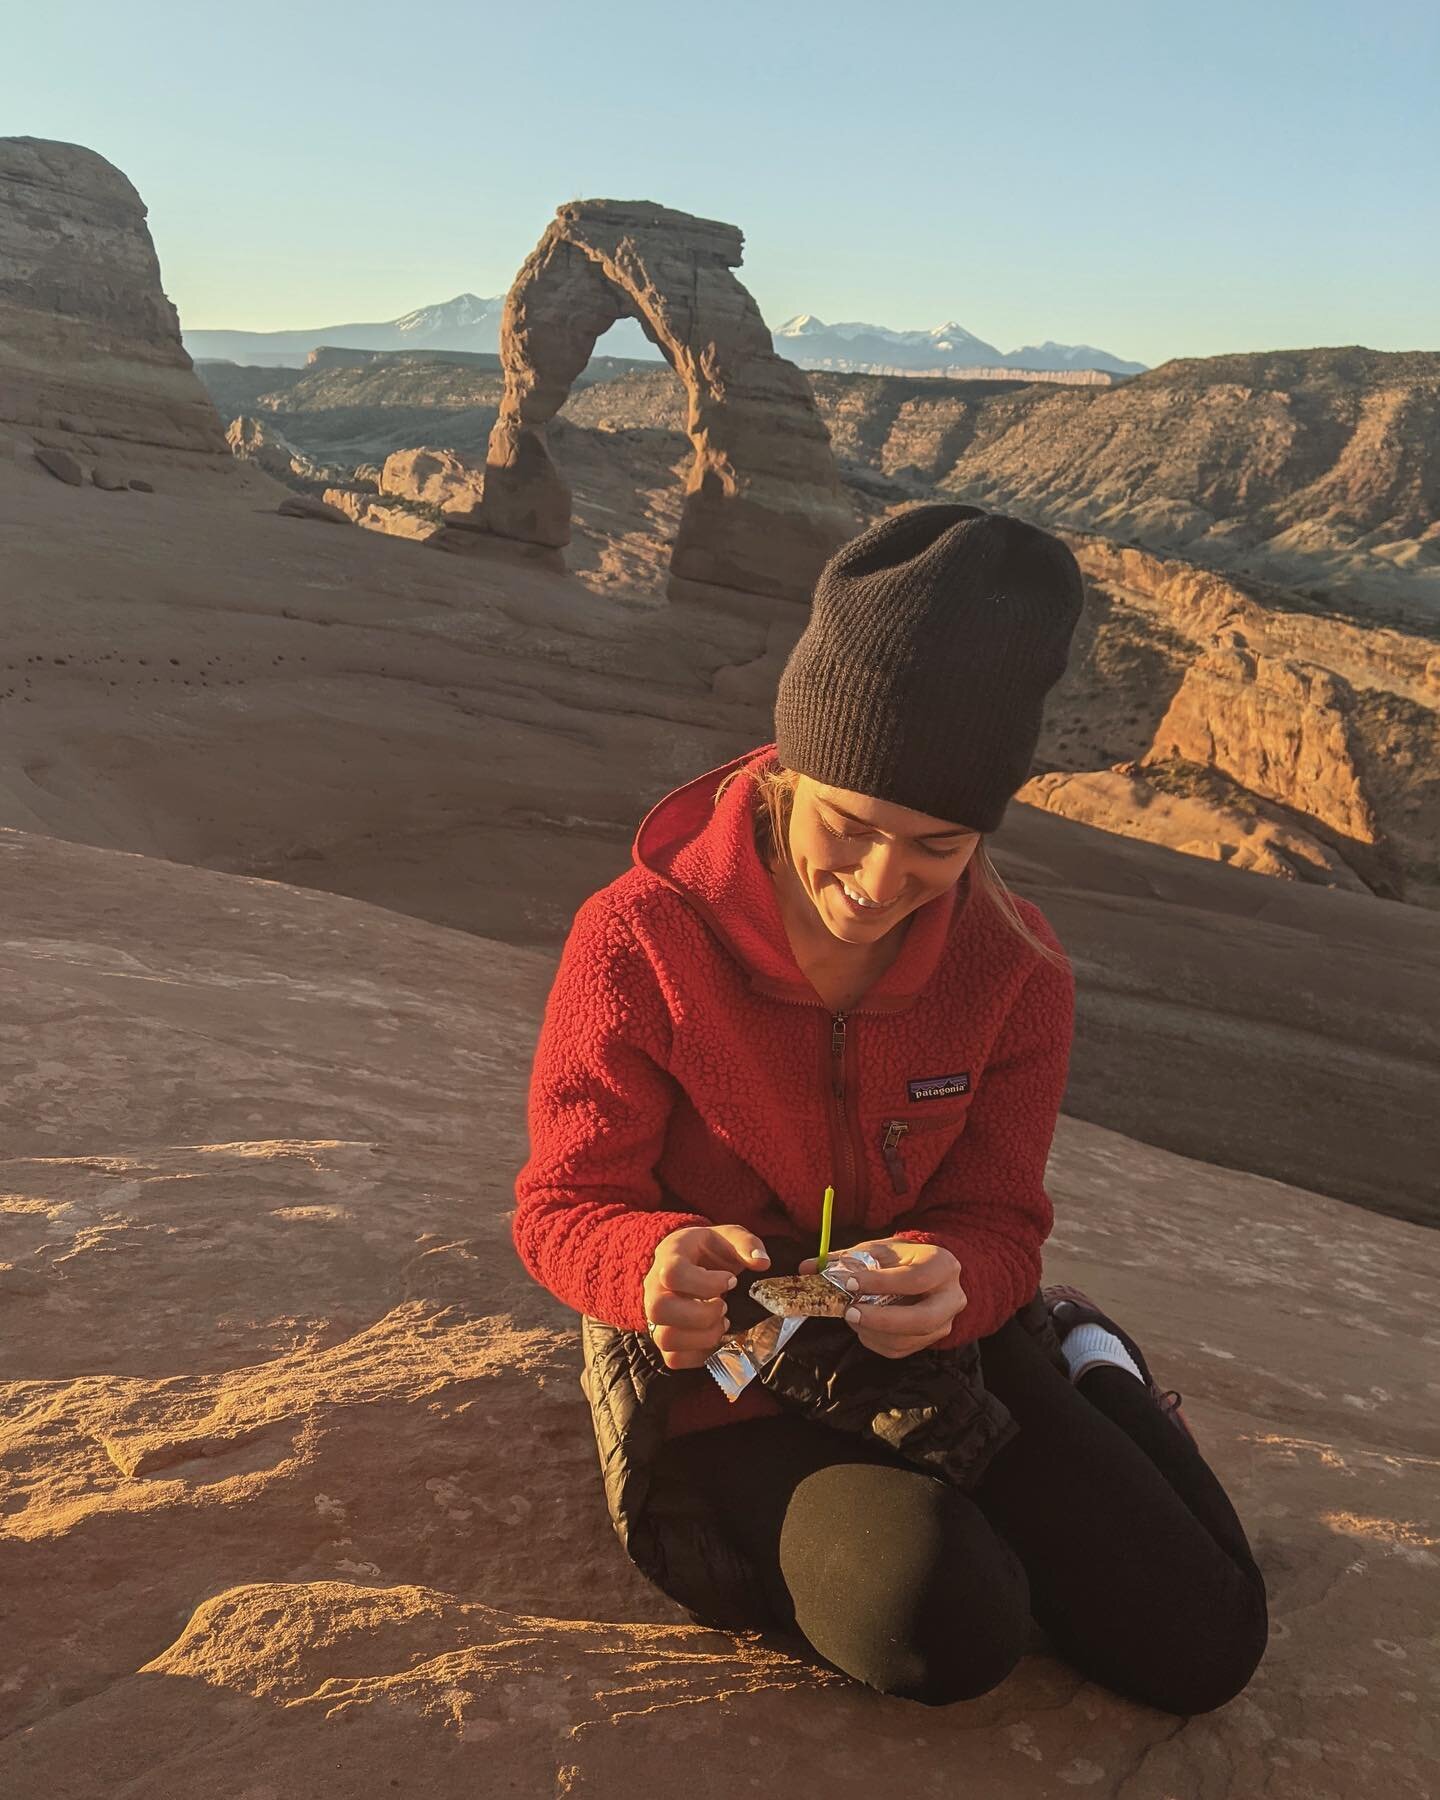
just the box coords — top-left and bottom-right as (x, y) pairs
(830, 1013), (847, 1097)
(881, 1119), (910, 1195)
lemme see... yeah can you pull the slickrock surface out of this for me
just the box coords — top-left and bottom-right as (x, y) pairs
(2, 454), (1438, 1232)
(462, 199), (857, 601)
(0, 138), (244, 488)
(1, 827), (1436, 1799)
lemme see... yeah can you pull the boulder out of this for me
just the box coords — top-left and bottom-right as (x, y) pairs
(323, 487), (440, 540)
(34, 445), (85, 486)
(90, 460), (130, 491)
(379, 446), (485, 513)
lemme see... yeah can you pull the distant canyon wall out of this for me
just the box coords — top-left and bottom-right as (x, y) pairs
(556, 353), (1440, 614)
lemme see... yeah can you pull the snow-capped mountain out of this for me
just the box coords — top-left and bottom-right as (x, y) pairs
(1001, 339), (1144, 373)
(774, 315), (1144, 376)
(185, 294), (1143, 378)
(389, 294), (506, 343)
(184, 295), (660, 368)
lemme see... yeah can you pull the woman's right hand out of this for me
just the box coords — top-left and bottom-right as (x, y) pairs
(642, 1225), (770, 1370)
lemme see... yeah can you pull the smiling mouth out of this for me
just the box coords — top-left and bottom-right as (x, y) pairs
(831, 874), (893, 913)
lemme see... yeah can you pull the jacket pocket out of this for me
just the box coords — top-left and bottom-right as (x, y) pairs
(880, 1103), (973, 1196)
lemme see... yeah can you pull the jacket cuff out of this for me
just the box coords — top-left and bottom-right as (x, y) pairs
(890, 1227), (1027, 1346)
(597, 1210), (714, 1332)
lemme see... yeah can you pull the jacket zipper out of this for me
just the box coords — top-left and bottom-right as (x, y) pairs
(828, 1012), (863, 1234)
(881, 1119), (910, 1195)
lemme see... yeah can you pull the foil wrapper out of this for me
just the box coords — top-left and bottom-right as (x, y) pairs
(705, 1250), (893, 1401)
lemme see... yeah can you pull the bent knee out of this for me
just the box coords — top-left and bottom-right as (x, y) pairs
(781, 1461), (1032, 1705)
(883, 1631), (1029, 1706)
(1138, 1604), (1270, 1716)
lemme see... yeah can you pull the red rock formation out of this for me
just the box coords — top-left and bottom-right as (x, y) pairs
(380, 447), (485, 514)
(1144, 645), (1380, 848)
(0, 137), (231, 475)
(464, 199), (856, 603)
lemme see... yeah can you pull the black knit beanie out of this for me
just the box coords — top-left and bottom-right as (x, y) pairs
(773, 504), (1084, 832)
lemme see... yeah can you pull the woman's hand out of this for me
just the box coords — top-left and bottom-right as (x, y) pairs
(643, 1225), (770, 1370)
(799, 1239), (966, 1359)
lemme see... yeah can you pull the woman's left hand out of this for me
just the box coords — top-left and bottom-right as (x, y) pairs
(799, 1239), (967, 1359)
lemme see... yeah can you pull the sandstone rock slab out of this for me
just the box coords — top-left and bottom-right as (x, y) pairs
(0, 828), (1434, 1797)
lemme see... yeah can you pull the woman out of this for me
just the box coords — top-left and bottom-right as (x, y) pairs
(514, 504), (1268, 1713)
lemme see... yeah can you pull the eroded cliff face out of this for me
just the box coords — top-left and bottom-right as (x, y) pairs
(0, 137), (234, 482)
(1038, 540), (1439, 900)
(540, 351), (1440, 613)
(1146, 647), (1378, 847)
(938, 352), (1440, 612)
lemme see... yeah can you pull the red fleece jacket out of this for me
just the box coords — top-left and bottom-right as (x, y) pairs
(513, 744), (1074, 1416)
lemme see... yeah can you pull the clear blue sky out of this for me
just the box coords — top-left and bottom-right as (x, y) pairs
(6, 0), (1437, 365)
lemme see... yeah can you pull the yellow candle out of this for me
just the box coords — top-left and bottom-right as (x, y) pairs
(817, 1185), (835, 1272)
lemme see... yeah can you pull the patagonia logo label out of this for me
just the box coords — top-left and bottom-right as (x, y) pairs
(907, 1072), (971, 1103)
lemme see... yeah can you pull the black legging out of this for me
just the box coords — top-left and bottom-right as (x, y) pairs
(651, 1314), (1268, 1713)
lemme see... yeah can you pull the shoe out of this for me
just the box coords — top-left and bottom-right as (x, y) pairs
(1042, 1283), (1198, 1450)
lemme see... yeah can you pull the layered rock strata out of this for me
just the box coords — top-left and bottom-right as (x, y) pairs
(1145, 646), (1380, 849)
(1018, 766), (1371, 892)
(0, 137), (231, 477)
(459, 199), (856, 602)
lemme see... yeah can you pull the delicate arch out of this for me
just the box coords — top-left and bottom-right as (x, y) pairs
(474, 199), (854, 603)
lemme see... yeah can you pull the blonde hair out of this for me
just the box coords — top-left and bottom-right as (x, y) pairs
(715, 761), (1068, 970)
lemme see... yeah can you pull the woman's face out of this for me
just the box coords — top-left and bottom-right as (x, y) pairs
(785, 774), (981, 945)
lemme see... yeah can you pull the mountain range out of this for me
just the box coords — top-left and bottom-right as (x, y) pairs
(773, 314), (1146, 376)
(183, 293), (1145, 376)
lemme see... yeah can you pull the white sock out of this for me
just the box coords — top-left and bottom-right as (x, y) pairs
(1061, 1322), (1145, 1385)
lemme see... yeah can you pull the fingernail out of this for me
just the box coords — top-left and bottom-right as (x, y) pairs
(845, 1307), (861, 1325)
(750, 1249), (768, 1261)
(845, 1277), (859, 1292)
(726, 1275), (737, 1289)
